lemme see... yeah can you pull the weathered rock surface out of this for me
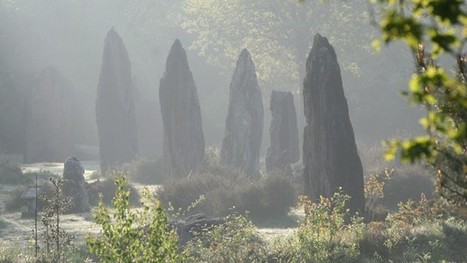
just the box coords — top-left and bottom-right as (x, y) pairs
(96, 28), (138, 173)
(62, 156), (90, 213)
(302, 34), (365, 212)
(266, 90), (299, 176)
(24, 68), (73, 163)
(175, 214), (223, 246)
(221, 49), (264, 177)
(159, 39), (205, 176)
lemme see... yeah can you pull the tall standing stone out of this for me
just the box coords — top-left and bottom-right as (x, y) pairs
(221, 49), (264, 177)
(159, 39), (205, 176)
(96, 28), (138, 173)
(302, 34), (365, 212)
(25, 67), (73, 163)
(266, 90), (299, 176)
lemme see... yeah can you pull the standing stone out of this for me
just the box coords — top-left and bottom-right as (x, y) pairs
(159, 39), (205, 176)
(62, 156), (90, 213)
(266, 90), (299, 176)
(96, 28), (138, 173)
(302, 34), (365, 212)
(25, 68), (73, 163)
(221, 49), (264, 177)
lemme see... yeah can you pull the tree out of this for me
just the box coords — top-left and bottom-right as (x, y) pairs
(371, 0), (467, 205)
(183, 0), (372, 91)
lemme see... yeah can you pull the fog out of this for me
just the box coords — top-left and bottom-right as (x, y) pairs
(0, 0), (423, 161)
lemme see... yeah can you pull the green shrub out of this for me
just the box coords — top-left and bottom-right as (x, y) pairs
(360, 217), (467, 262)
(269, 190), (365, 263)
(38, 177), (74, 262)
(359, 195), (467, 262)
(364, 169), (392, 221)
(183, 213), (267, 262)
(157, 164), (296, 222)
(86, 175), (181, 262)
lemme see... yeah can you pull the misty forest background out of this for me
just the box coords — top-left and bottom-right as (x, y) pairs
(0, 0), (423, 159)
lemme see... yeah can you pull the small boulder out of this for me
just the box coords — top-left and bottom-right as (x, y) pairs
(176, 214), (223, 246)
(62, 156), (90, 213)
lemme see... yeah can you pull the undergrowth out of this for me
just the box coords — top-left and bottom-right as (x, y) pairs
(157, 162), (296, 223)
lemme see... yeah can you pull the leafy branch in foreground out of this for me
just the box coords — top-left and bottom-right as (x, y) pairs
(372, 0), (467, 205)
(86, 174), (181, 262)
(39, 177), (74, 262)
(270, 190), (365, 262)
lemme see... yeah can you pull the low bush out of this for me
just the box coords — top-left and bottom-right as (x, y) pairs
(4, 171), (58, 213)
(183, 213), (267, 262)
(86, 176), (181, 262)
(269, 191), (365, 263)
(4, 187), (25, 212)
(0, 160), (30, 185)
(126, 157), (169, 185)
(87, 177), (140, 207)
(38, 177), (75, 262)
(359, 196), (467, 262)
(360, 144), (435, 211)
(381, 166), (435, 210)
(234, 174), (296, 221)
(364, 169), (392, 221)
(157, 163), (296, 222)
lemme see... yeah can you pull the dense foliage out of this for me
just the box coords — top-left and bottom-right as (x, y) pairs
(157, 163), (297, 222)
(373, 0), (467, 204)
(86, 175), (181, 263)
(183, 0), (371, 89)
(38, 178), (74, 262)
(183, 213), (267, 262)
(269, 191), (365, 262)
